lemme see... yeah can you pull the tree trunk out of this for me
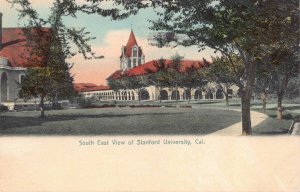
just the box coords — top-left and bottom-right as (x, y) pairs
(40, 96), (45, 118)
(235, 45), (256, 135)
(138, 90), (141, 103)
(261, 91), (267, 113)
(188, 88), (191, 104)
(175, 84), (178, 104)
(159, 86), (162, 103)
(241, 90), (252, 135)
(225, 92), (229, 106)
(277, 91), (284, 119)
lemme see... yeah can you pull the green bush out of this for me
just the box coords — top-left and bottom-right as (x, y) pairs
(0, 105), (8, 112)
(77, 98), (93, 108)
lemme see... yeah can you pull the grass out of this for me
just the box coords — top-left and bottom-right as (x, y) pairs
(252, 117), (292, 135)
(0, 107), (241, 135)
(1, 98), (299, 135)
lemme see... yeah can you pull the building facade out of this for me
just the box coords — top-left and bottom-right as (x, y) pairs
(0, 13), (50, 109)
(78, 30), (239, 102)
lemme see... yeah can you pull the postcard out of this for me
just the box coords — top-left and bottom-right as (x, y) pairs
(0, 0), (299, 191)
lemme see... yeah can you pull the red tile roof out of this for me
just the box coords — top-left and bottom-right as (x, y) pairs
(74, 83), (111, 92)
(106, 70), (123, 80)
(0, 28), (52, 68)
(123, 30), (143, 57)
(107, 59), (207, 80)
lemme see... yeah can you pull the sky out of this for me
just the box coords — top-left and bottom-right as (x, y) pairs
(0, 0), (216, 85)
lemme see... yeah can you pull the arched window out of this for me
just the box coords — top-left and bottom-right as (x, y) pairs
(133, 47), (137, 57)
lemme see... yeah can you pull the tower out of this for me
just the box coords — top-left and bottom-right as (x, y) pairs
(120, 30), (145, 71)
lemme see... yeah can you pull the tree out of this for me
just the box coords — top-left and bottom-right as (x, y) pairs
(253, 60), (276, 113)
(179, 63), (209, 103)
(18, 68), (50, 117)
(146, 58), (170, 102)
(169, 54), (184, 104)
(11, 0), (142, 117)
(271, 48), (299, 119)
(207, 54), (243, 106)
(140, 0), (300, 135)
(125, 76), (149, 102)
(285, 77), (300, 100)
(108, 78), (126, 101)
(18, 27), (76, 117)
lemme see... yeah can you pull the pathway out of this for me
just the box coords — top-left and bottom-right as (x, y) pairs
(192, 106), (268, 136)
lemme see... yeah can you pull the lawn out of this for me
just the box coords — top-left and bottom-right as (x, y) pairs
(0, 107), (241, 135)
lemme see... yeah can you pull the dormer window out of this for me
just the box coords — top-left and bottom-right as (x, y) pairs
(133, 47), (137, 57)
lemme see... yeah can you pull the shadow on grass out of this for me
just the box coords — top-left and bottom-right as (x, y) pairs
(193, 101), (221, 105)
(0, 112), (183, 130)
(0, 109), (241, 135)
(257, 130), (289, 135)
(253, 116), (292, 136)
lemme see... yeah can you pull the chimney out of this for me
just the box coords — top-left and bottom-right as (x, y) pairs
(0, 12), (2, 51)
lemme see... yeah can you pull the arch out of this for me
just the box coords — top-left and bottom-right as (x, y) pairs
(128, 91), (131, 100)
(124, 91), (127, 100)
(1, 72), (8, 102)
(171, 90), (180, 100)
(205, 91), (213, 99)
(160, 90), (168, 100)
(194, 90), (202, 100)
(216, 89), (224, 99)
(132, 92), (135, 100)
(183, 89), (191, 100)
(140, 90), (150, 100)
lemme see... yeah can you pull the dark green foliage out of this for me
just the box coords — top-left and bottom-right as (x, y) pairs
(142, 0), (300, 134)
(76, 97), (92, 108)
(0, 104), (9, 112)
(285, 77), (300, 99)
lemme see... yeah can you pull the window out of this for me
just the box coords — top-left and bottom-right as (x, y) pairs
(133, 58), (137, 67)
(128, 59), (131, 68)
(133, 47), (137, 57)
(19, 74), (26, 83)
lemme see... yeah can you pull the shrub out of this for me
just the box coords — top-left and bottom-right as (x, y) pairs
(0, 104), (9, 112)
(77, 98), (93, 108)
(51, 102), (63, 110)
(294, 115), (300, 122)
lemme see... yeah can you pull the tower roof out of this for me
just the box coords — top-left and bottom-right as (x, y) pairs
(123, 30), (143, 57)
(126, 30), (138, 47)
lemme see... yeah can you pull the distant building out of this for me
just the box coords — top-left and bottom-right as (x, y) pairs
(76, 30), (239, 101)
